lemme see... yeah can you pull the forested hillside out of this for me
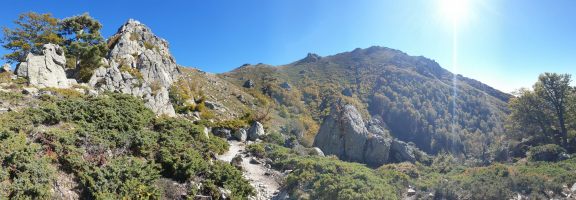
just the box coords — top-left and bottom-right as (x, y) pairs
(222, 46), (511, 162)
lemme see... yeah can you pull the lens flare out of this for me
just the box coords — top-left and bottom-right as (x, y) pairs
(440, 0), (470, 25)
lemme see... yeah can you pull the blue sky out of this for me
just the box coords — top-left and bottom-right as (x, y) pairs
(1, 0), (575, 92)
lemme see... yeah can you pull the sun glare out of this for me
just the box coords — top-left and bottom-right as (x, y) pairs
(440, 0), (470, 26)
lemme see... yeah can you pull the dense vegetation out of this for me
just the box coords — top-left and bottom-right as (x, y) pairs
(0, 91), (253, 199)
(508, 73), (576, 155)
(248, 141), (576, 200)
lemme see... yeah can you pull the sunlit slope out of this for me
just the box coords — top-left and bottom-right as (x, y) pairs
(221, 46), (511, 158)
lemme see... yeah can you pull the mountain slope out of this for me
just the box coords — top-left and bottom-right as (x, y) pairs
(221, 46), (511, 160)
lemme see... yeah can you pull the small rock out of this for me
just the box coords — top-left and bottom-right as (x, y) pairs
(313, 147), (325, 156)
(236, 94), (247, 104)
(194, 195), (212, 200)
(38, 90), (54, 96)
(88, 89), (99, 97)
(407, 188), (416, 196)
(249, 158), (261, 165)
(212, 128), (232, 139)
(243, 79), (255, 88)
(205, 100), (226, 111)
(279, 82), (291, 90)
(231, 155), (243, 169)
(203, 127), (210, 139)
(22, 87), (38, 95)
(571, 183), (576, 192)
(218, 188), (231, 199)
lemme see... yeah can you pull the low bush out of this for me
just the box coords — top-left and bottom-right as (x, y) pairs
(0, 92), (252, 199)
(528, 144), (567, 162)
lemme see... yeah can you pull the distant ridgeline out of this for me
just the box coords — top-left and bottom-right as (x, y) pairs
(222, 46), (511, 163)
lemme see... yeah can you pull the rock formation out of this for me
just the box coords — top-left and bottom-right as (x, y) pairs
(314, 103), (424, 167)
(15, 44), (72, 88)
(89, 19), (180, 116)
(233, 128), (248, 142)
(1, 63), (10, 73)
(248, 121), (266, 141)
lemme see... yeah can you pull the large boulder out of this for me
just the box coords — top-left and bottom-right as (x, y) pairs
(313, 104), (369, 163)
(314, 103), (424, 167)
(247, 121), (265, 141)
(212, 128), (232, 139)
(233, 128), (247, 142)
(15, 44), (70, 88)
(89, 19), (180, 116)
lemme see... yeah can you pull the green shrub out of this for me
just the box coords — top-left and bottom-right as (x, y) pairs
(80, 156), (162, 199)
(528, 144), (567, 162)
(0, 133), (56, 199)
(144, 41), (155, 50)
(0, 88), (253, 199)
(205, 161), (255, 199)
(261, 131), (284, 145)
(246, 143), (266, 158)
(279, 156), (399, 200)
(119, 65), (144, 80)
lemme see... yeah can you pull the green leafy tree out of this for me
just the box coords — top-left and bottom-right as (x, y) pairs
(59, 13), (107, 82)
(1, 12), (63, 63)
(509, 73), (574, 149)
(534, 73), (572, 147)
(509, 88), (555, 142)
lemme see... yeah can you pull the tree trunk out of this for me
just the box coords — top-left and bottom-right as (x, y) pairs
(558, 110), (568, 147)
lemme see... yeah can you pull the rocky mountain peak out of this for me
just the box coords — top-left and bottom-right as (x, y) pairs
(109, 19), (174, 62)
(89, 19), (181, 116)
(296, 53), (321, 64)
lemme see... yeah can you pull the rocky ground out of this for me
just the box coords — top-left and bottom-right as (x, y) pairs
(217, 141), (283, 200)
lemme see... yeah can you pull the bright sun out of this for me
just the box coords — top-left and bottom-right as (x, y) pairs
(440, 0), (470, 26)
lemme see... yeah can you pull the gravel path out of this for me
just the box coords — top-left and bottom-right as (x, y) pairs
(217, 141), (281, 200)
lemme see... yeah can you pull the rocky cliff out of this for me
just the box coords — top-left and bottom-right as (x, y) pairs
(89, 19), (181, 116)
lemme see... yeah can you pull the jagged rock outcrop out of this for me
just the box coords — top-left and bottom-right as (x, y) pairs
(248, 121), (266, 141)
(298, 53), (321, 64)
(314, 103), (424, 167)
(89, 19), (180, 116)
(243, 79), (254, 88)
(15, 44), (72, 88)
